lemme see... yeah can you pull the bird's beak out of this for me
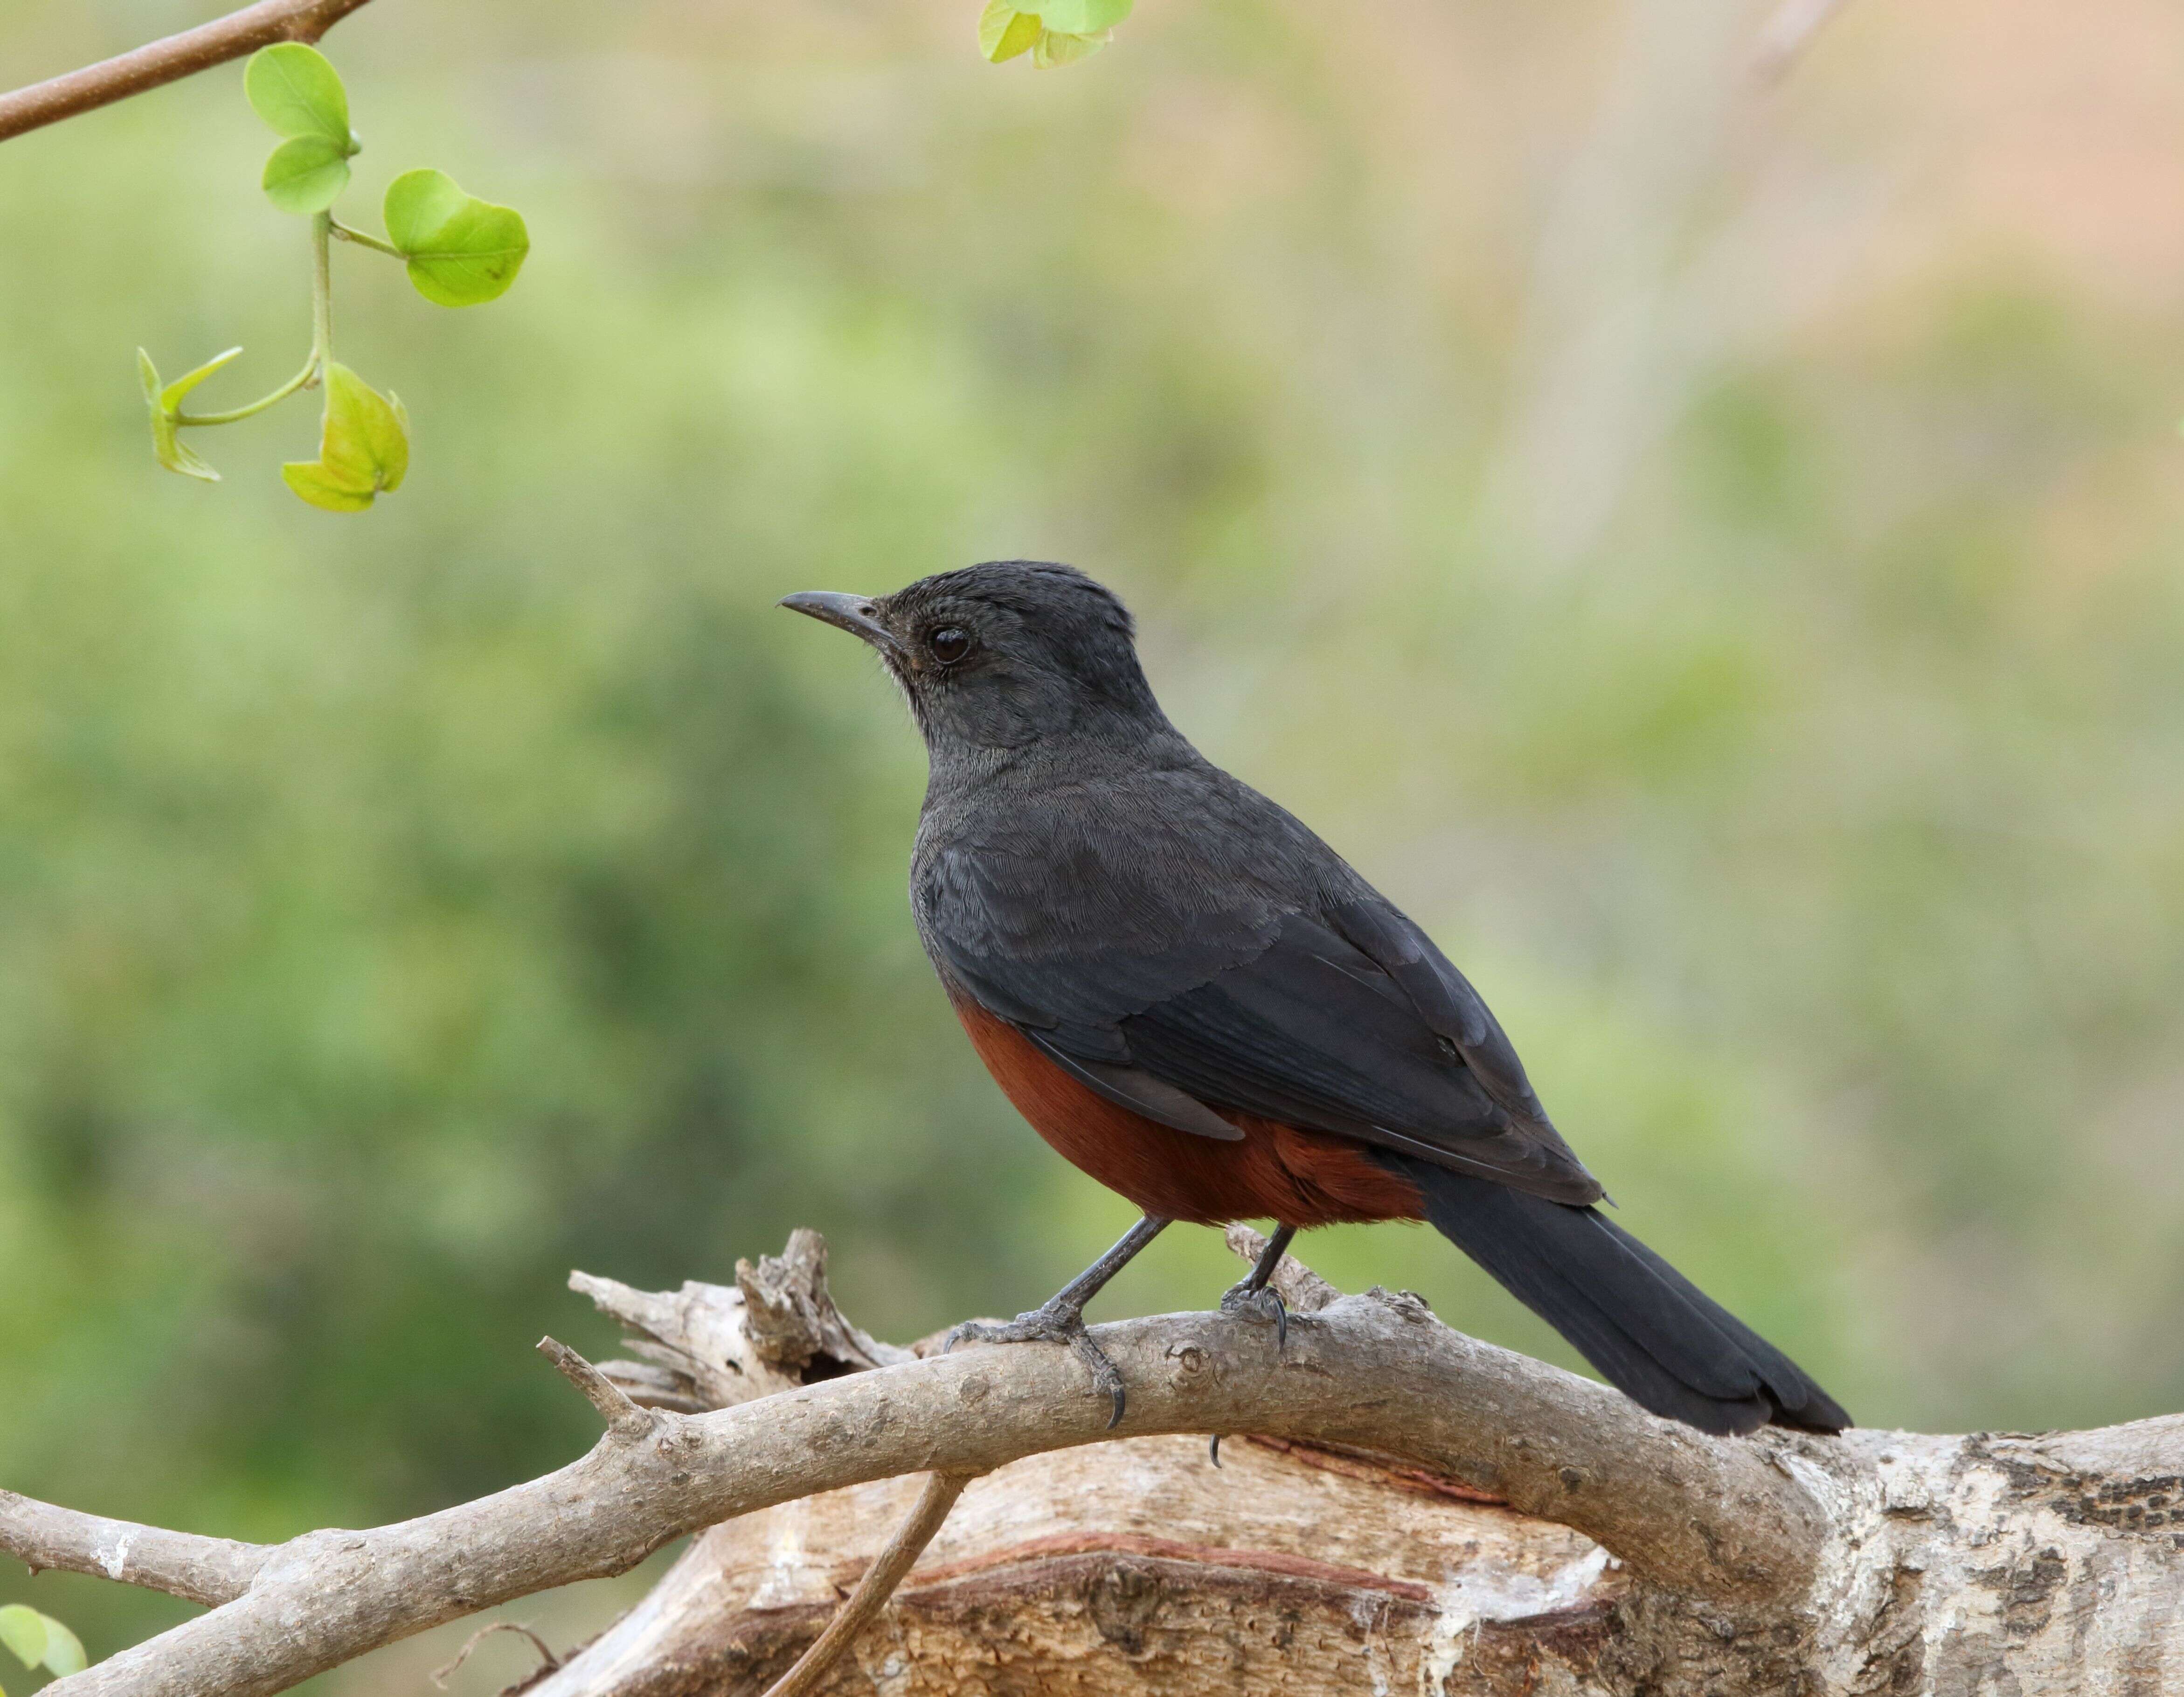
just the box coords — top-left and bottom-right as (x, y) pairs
(778, 591), (905, 656)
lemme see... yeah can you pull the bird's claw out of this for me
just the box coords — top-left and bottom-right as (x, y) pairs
(943, 1303), (1129, 1428)
(1220, 1280), (1289, 1351)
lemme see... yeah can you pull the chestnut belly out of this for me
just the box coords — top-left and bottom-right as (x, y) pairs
(953, 998), (1425, 1229)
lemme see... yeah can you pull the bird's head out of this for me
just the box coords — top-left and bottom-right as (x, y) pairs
(780, 561), (1168, 757)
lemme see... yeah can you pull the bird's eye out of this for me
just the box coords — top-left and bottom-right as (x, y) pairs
(928, 627), (972, 664)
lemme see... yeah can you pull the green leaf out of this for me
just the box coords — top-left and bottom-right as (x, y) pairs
(1034, 0), (1131, 33)
(282, 362), (409, 512)
(158, 345), (244, 414)
(382, 169), (530, 307)
(37, 1618), (85, 1678)
(281, 461), (376, 511)
(245, 44), (353, 149)
(1032, 27), (1109, 67)
(138, 349), (223, 483)
(0, 1607), (45, 1669)
(978, 0), (1042, 61)
(262, 135), (351, 215)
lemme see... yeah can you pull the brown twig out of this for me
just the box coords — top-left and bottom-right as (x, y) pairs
(759, 1470), (980, 1697)
(430, 1620), (559, 1690)
(536, 1337), (656, 1440)
(0, 0), (377, 145)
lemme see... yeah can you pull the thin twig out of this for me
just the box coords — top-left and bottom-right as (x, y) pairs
(760, 1471), (980, 1697)
(0, 1491), (268, 1608)
(430, 1620), (559, 1690)
(536, 1336), (655, 1439)
(0, 0), (376, 145)
(1751, 0), (1856, 83)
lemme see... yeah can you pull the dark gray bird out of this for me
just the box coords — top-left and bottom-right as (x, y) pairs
(783, 560), (1848, 1437)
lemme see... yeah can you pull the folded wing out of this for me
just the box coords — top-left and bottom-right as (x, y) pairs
(933, 890), (1602, 1205)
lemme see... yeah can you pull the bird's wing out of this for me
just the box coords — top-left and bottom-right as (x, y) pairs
(923, 837), (1601, 1204)
(1112, 911), (1602, 1203)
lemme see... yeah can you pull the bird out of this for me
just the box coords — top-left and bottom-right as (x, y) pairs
(781, 561), (1849, 1437)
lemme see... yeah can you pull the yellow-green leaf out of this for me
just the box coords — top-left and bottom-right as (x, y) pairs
(1036, 0), (1131, 32)
(382, 169), (530, 307)
(978, 0), (1042, 61)
(280, 462), (375, 511)
(138, 349), (222, 483)
(0, 1607), (45, 1669)
(1032, 27), (1108, 67)
(282, 363), (409, 512)
(245, 44), (352, 148)
(262, 135), (351, 215)
(37, 1618), (85, 1678)
(159, 345), (245, 415)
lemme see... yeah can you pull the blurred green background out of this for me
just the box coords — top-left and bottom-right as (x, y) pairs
(6, 0), (2184, 1682)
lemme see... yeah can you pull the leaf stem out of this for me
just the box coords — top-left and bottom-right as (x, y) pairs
(328, 218), (402, 258)
(173, 353), (317, 426)
(310, 209), (335, 373)
(175, 212), (336, 427)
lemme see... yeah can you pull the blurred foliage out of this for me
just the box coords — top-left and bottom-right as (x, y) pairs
(4, 0), (2184, 1680)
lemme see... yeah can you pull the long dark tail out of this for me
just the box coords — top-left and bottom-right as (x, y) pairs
(1389, 1158), (1850, 1435)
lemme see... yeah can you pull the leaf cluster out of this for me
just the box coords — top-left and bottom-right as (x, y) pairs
(139, 45), (528, 509)
(977, 0), (1134, 67)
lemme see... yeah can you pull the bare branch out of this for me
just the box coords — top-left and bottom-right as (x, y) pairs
(45, 1283), (1831, 1697)
(735, 1228), (914, 1377)
(759, 1470), (979, 1697)
(569, 1228), (908, 1417)
(0, 1491), (269, 1609)
(536, 1337), (655, 1440)
(1752, 0), (1856, 83)
(0, 0), (375, 145)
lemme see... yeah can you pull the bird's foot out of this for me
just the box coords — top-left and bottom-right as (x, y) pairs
(944, 1302), (1129, 1427)
(1220, 1279), (1289, 1351)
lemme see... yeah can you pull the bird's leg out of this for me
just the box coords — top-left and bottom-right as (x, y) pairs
(945, 1214), (1170, 1427)
(1220, 1223), (1296, 1349)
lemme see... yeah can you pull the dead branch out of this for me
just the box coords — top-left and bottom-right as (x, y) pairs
(0, 0), (375, 145)
(16, 1248), (1824, 1697)
(536, 1337), (657, 1440)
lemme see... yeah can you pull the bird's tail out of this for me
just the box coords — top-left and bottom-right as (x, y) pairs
(1388, 1158), (1849, 1435)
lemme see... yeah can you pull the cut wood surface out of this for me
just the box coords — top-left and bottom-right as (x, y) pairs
(537, 1436), (1622, 1697)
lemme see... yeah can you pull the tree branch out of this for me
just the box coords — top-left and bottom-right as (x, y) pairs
(30, 1280), (1827, 1697)
(536, 1337), (657, 1441)
(0, 0), (376, 145)
(0, 1492), (268, 1609)
(759, 1469), (979, 1697)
